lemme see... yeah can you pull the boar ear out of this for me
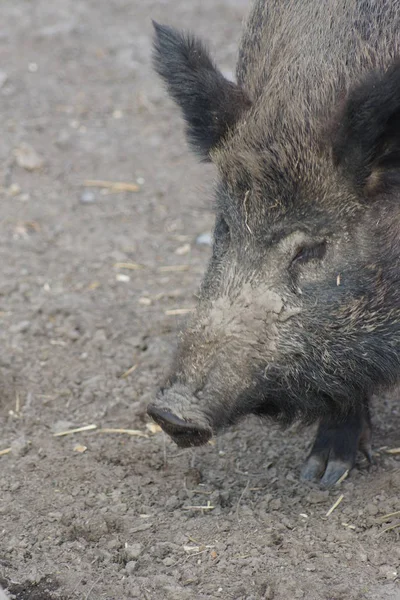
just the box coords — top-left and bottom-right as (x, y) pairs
(333, 62), (400, 195)
(152, 22), (251, 160)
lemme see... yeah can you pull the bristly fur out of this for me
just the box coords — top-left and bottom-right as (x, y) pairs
(152, 21), (251, 160)
(150, 1), (400, 447)
(333, 61), (400, 193)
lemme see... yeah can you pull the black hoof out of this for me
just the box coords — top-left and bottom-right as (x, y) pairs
(301, 406), (372, 488)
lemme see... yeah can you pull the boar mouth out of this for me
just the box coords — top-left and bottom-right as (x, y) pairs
(147, 404), (213, 447)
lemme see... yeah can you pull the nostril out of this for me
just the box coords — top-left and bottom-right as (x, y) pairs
(147, 404), (212, 447)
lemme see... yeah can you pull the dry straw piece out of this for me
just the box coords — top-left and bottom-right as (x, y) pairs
(385, 447), (400, 454)
(325, 494), (344, 517)
(53, 424), (98, 437)
(120, 364), (138, 379)
(165, 308), (195, 316)
(97, 428), (148, 438)
(83, 180), (139, 192)
(158, 265), (189, 272)
(182, 501), (215, 511)
(114, 262), (143, 270)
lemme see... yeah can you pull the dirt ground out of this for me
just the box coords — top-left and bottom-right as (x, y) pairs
(0, 1), (399, 599)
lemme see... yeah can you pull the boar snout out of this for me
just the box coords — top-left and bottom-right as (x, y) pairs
(147, 387), (213, 448)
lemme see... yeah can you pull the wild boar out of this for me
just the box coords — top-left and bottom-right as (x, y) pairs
(147, 1), (400, 487)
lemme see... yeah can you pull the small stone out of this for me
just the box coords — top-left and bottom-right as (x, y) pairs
(14, 143), (44, 171)
(125, 561), (138, 575)
(175, 243), (191, 255)
(306, 490), (330, 504)
(379, 565), (397, 580)
(184, 468), (202, 489)
(10, 320), (30, 333)
(116, 274), (130, 283)
(8, 183), (21, 196)
(359, 553), (368, 562)
(73, 444), (87, 453)
(10, 437), (31, 457)
(56, 129), (72, 149)
(106, 538), (121, 550)
(162, 556), (175, 567)
(165, 496), (180, 510)
(124, 543), (143, 560)
(196, 232), (212, 246)
(269, 498), (282, 511)
(66, 329), (80, 341)
(365, 503), (378, 516)
(0, 70), (8, 88)
(80, 190), (96, 204)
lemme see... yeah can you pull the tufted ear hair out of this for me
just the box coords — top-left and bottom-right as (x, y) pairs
(152, 22), (251, 161)
(333, 61), (400, 195)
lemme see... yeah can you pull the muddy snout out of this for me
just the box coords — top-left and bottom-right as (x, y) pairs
(147, 387), (213, 448)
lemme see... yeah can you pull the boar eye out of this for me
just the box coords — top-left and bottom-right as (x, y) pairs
(291, 240), (327, 266)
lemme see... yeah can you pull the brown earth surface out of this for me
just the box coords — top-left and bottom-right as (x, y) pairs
(0, 1), (399, 598)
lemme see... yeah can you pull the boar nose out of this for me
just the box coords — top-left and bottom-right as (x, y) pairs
(147, 404), (212, 448)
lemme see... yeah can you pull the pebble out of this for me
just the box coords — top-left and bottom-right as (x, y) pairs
(269, 498), (282, 510)
(165, 495), (181, 510)
(56, 129), (72, 149)
(184, 467), (202, 489)
(365, 503), (378, 516)
(10, 437), (31, 458)
(116, 274), (131, 283)
(162, 556), (175, 567)
(306, 490), (330, 504)
(175, 243), (191, 255)
(0, 70), (8, 88)
(80, 190), (96, 204)
(379, 565), (398, 580)
(14, 143), (44, 171)
(8, 183), (21, 196)
(196, 232), (212, 246)
(125, 561), (138, 575)
(124, 543), (143, 560)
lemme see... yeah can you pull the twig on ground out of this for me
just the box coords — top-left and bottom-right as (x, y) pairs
(53, 424), (97, 437)
(83, 180), (139, 192)
(325, 494), (344, 517)
(97, 428), (148, 438)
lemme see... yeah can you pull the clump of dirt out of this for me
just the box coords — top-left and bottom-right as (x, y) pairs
(0, 577), (66, 600)
(0, 1), (398, 599)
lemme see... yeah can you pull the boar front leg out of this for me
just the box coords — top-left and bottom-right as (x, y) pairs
(301, 403), (372, 488)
